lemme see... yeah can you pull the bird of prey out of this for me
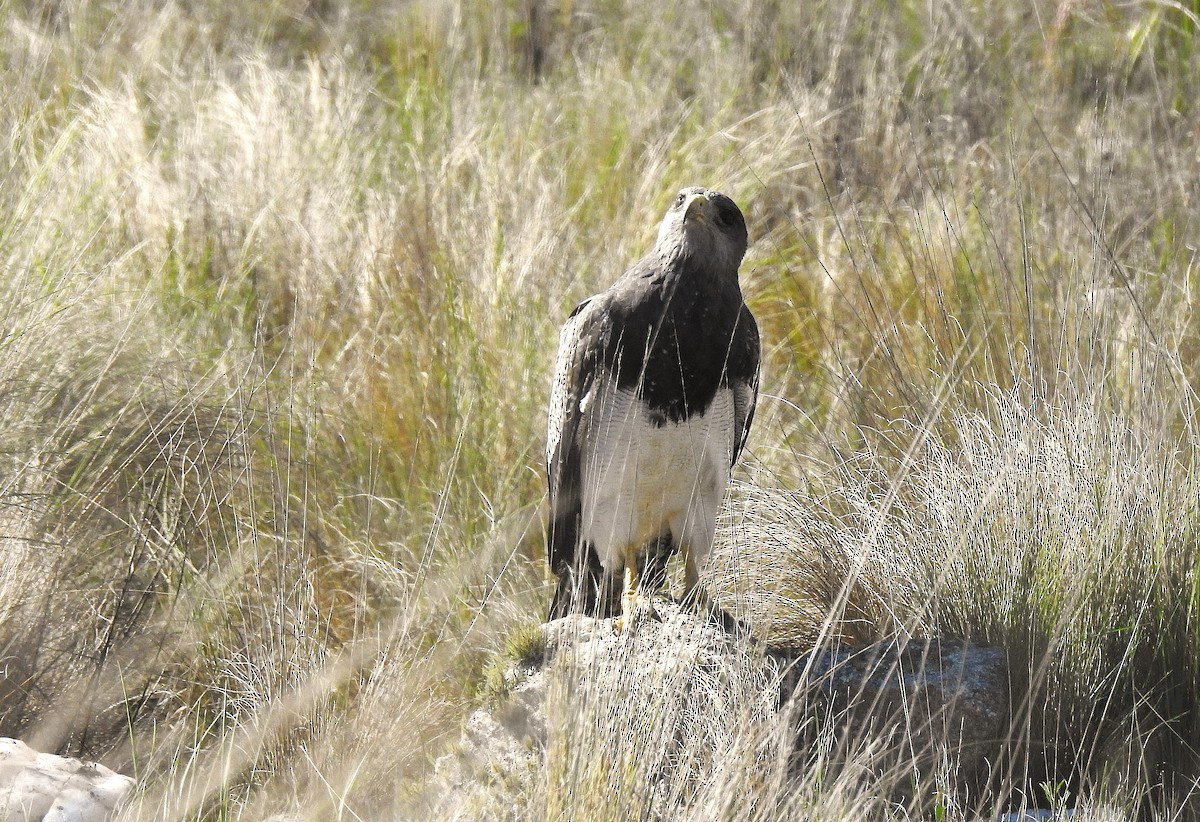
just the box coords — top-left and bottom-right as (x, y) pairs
(545, 186), (759, 626)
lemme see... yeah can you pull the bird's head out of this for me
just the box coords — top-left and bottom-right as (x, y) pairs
(655, 187), (748, 274)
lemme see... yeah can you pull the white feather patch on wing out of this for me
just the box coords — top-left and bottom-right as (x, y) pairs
(579, 381), (737, 574)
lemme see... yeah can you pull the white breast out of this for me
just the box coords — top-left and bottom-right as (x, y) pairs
(579, 383), (736, 574)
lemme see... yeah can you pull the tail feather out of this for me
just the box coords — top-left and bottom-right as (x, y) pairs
(547, 543), (620, 620)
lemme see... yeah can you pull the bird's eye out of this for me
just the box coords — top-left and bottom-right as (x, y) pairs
(675, 193), (686, 207)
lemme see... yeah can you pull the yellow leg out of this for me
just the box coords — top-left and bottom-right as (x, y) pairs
(615, 545), (653, 633)
(621, 548), (639, 615)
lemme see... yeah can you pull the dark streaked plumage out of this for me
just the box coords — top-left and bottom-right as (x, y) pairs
(546, 187), (759, 623)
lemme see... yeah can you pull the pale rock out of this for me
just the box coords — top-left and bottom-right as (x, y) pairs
(0, 739), (133, 822)
(438, 601), (1010, 813)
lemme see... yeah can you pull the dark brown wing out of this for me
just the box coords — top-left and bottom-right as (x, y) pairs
(545, 296), (607, 585)
(729, 303), (760, 465)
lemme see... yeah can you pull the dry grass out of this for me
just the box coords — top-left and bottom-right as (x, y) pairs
(0, 0), (1198, 817)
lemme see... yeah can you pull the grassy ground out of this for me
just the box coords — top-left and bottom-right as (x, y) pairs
(1, 0), (1199, 817)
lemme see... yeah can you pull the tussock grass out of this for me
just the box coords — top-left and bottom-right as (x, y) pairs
(0, 0), (1198, 818)
(720, 380), (1200, 815)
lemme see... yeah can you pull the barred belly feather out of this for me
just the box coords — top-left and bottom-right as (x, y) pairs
(579, 382), (736, 575)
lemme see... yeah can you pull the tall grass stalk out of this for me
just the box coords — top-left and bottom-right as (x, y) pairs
(0, 0), (1198, 818)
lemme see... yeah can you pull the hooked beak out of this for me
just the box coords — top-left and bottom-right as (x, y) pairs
(682, 191), (711, 223)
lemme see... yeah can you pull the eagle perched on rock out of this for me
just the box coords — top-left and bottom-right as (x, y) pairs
(546, 187), (759, 626)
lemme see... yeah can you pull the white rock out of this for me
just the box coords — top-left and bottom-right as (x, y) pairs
(0, 738), (133, 822)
